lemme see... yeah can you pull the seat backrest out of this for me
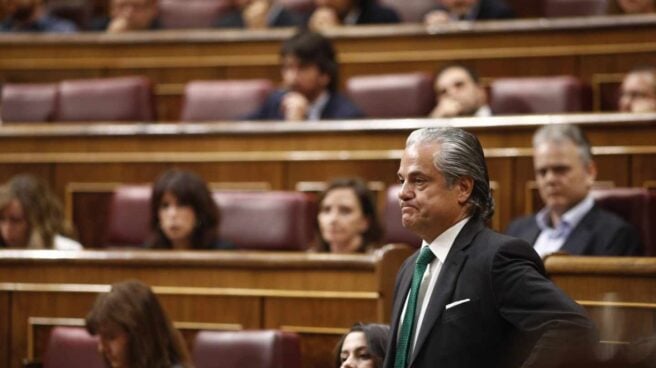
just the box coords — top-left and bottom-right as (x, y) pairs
(105, 185), (152, 247)
(542, 0), (608, 17)
(56, 76), (156, 122)
(347, 72), (435, 118)
(382, 184), (422, 248)
(212, 191), (316, 250)
(180, 79), (274, 121)
(42, 326), (104, 368)
(1, 83), (58, 123)
(379, 0), (434, 22)
(490, 75), (592, 115)
(159, 0), (231, 29)
(192, 330), (301, 368)
(591, 187), (656, 256)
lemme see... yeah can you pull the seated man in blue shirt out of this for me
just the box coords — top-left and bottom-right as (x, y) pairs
(246, 31), (364, 121)
(506, 124), (642, 257)
(0, 0), (77, 33)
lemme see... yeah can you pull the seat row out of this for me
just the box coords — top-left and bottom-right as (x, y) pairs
(1, 73), (593, 123)
(97, 184), (656, 255)
(46, 0), (614, 30)
(32, 326), (300, 368)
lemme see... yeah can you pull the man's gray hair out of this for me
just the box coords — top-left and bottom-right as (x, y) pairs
(406, 127), (494, 221)
(532, 124), (593, 165)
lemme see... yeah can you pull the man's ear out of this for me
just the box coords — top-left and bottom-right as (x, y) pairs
(456, 176), (474, 205)
(585, 160), (597, 186)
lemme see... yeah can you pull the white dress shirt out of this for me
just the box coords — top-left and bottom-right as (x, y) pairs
(533, 194), (594, 258)
(399, 216), (471, 355)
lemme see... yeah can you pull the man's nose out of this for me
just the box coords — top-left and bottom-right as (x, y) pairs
(398, 182), (412, 200)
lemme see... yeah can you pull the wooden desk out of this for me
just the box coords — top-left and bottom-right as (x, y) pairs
(0, 245), (413, 368)
(545, 255), (656, 344)
(1, 113), (655, 237)
(1, 15), (655, 119)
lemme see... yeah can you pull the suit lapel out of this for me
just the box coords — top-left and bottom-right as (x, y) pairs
(408, 219), (483, 365)
(560, 207), (597, 255)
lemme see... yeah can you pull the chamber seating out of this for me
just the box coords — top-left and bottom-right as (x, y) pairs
(39, 326), (103, 368)
(105, 185), (152, 247)
(490, 75), (592, 115)
(57, 76), (156, 122)
(159, 0), (231, 29)
(346, 72), (435, 118)
(382, 184), (422, 248)
(212, 191), (316, 250)
(379, 0), (434, 22)
(542, 0), (608, 17)
(104, 186), (316, 250)
(180, 79), (274, 121)
(192, 330), (302, 368)
(1, 83), (58, 123)
(592, 187), (656, 256)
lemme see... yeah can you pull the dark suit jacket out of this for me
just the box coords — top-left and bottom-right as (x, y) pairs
(506, 205), (642, 256)
(245, 89), (364, 121)
(384, 219), (596, 368)
(435, 0), (515, 20)
(356, 1), (401, 24)
(214, 6), (302, 28)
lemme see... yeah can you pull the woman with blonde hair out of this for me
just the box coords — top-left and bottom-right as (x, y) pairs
(0, 174), (81, 249)
(86, 280), (193, 368)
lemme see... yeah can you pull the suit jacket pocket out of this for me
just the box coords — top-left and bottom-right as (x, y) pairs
(442, 297), (478, 323)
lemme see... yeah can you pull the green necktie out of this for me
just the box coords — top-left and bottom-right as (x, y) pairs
(394, 246), (436, 368)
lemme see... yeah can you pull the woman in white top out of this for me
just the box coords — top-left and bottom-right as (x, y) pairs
(0, 174), (82, 250)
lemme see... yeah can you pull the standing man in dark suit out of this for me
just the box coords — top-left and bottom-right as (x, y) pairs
(246, 31), (364, 121)
(506, 124), (642, 257)
(387, 126), (596, 368)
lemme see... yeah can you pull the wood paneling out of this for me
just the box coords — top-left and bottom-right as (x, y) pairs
(0, 246), (413, 367)
(1, 16), (656, 120)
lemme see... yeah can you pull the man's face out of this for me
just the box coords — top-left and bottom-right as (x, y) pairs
(619, 71), (656, 113)
(435, 66), (486, 116)
(534, 140), (596, 217)
(314, 0), (354, 16)
(281, 55), (330, 101)
(438, 0), (479, 16)
(397, 142), (471, 242)
(111, 0), (157, 30)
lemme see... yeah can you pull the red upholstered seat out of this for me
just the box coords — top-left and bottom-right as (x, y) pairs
(105, 185), (151, 247)
(212, 191), (316, 250)
(347, 72), (435, 118)
(180, 79), (274, 121)
(490, 75), (592, 115)
(379, 0), (434, 22)
(542, 0), (608, 17)
(57, 76), (156, 122)
(159, 0), (231, 29)
(382, 184), (422, 248)
(592, 187), (656, 256)
(1, 83), (58, 123)
(192, 330), (301, 368)
(42, 327), (103, 368)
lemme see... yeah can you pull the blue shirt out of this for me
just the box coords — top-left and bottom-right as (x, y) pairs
(533, 194), (594, 258)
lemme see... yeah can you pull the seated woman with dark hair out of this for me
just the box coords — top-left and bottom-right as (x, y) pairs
(85, 280), (193, 368)
(0, 174), (82, 249)
(146, 169), (230, 250)
(313, 177), (383, 253)
(334, 322), (390, 368)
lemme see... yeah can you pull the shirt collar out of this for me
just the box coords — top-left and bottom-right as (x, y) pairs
(306, 91), (330, 121)
(536, 194), (594, 231)
(421, 217), (470, 264)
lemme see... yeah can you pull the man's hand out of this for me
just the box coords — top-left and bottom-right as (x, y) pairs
(308, 7), (340, 31)
(430, 97), (464, 118)
(424, 10), (451, 28)
(281, 92), (310, 121)
(243, 0), (270, 29)
(107, 16), (130, 33)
